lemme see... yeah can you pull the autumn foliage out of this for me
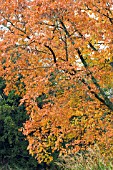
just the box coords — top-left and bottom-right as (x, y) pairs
(0, 0), (113, 163)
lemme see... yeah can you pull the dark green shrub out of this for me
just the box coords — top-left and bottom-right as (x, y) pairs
(0, 77), (38, 169)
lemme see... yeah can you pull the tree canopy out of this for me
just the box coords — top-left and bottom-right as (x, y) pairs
(0, 0), (113, 163)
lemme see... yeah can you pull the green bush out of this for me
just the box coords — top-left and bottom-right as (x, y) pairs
(0, 77), (38, 170)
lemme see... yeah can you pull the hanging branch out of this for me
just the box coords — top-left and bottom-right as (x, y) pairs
(76, 48), (113, 111)
(44, 45), (57, 63)
(64, 35), (68, 61)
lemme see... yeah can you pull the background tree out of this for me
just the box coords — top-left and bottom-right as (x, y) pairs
(0, 0), (113, 164)
(0, 77), (38, 170)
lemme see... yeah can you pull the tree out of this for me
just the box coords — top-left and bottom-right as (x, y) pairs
(0, 0), (113, 164)
(0, 77), (38, 169)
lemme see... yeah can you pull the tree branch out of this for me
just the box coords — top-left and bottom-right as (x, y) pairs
(81, 78), (107, 106)
(76, 48), (113, 110)
(44, 45), (57, 63)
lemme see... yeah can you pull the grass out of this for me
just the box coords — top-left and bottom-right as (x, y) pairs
(54, 145), (113, 170)
(0, 164), (27, 170)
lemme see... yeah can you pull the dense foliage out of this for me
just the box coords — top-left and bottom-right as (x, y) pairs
(0, 0), (113, 164)
(0, 77), (38, 169)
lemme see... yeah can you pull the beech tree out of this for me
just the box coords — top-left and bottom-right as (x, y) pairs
(0, 0), (113, 163)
